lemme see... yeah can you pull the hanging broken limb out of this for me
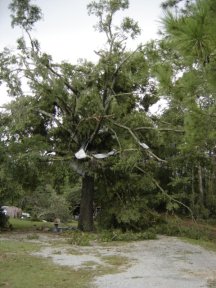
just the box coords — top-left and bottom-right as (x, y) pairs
(109, 120), (167, 163)
(135, 166), (197, 224)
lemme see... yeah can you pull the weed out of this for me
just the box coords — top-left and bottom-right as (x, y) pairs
(68, 248), (83, 255)
(26, 233), (39, 240)
(82, 261), (98, 267)
(66, 231), (97, 246)
(101, 255), (129, 266)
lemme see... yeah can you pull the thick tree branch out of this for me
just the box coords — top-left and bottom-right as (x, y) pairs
(110, 120), (167, 162)
(56, 95), (74, 117)
(136, 166), (197, 223)
(111, 44), (143, 89)
(44, 63), (79, 96)
(75, 114), (114, 150)
(135, 127), (184, 133)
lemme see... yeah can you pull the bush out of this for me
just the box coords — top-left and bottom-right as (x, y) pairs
(35, 193), (71, 222)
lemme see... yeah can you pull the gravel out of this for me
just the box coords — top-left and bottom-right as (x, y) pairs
(93, 236), (216, 288)
(33, 235), (216, 287)
(2, 233), (216, 287)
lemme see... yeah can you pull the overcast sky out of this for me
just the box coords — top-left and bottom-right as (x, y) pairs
(0, 0), (164, 105)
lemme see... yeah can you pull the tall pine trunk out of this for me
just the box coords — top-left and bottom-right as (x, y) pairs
(198, 164), (204, 205)
(191, 166), (195, 210)
(78, 174), (94, 231)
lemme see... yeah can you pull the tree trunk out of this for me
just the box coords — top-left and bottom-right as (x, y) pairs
(198, 164), (204, 205)
(191, 166), (195, 210)
(78, 174), (94, 232)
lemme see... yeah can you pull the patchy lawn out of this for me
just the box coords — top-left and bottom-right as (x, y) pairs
(0, 231), (130, 288)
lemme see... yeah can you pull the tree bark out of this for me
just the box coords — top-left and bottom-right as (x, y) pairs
(191, 166), (195, 210)
(198, 164), (204, 205)
(78, 174), (94, 232)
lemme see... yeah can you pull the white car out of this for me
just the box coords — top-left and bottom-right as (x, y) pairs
(21, 212), (31, 219)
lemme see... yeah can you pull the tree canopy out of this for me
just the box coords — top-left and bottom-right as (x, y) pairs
(1, 0), (216, 231)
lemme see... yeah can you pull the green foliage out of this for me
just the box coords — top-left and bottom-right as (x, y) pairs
(153, 63), (173, 89)
(155, 222), (204, 239)
(121, 17), (141, 39)
(65, 228), (157, 245)
(30, 191), (71, 222)
(96, 187), (161, 231)
(88, 0), (129, 16)
(4, 0), (216, 231)
(9, 0), (42, 31)
(151, 0), (216, 221)
(0, 0), (168, 232)
(99, 228), (157, 242)
(65, 183), (82, 218)
(155, 217), (216, 243)
(66, 231), (96, 246)
(161, 0), (215, 64)
(87, 0), (131, 34)
(9, 218), (52, 231)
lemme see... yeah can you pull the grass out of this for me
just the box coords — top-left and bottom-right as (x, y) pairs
(156, 216), (215, 238)
(82, 261), (99, 268)
(26, 233), (40, 240)
(8, 218), (78, 232)
(9, 218), (53, 231)
(0, 237), (130, 288)
(1, 216), (216, 287)
(101, 255), (129, 267)
(68, 248), (84, 255)
(155, 215), (216, 252)
(182, 237), (216, 252)
(0, 239), (95, 288)
(0, 219), (130, 288)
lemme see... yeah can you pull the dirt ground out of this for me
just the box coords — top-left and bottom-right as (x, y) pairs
(1, 233), (216, 288)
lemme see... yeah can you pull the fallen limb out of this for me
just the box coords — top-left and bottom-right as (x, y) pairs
(135, 166), (197, 224)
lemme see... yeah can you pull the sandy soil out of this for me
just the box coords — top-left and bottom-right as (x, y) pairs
(1, 233), (216, 287)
